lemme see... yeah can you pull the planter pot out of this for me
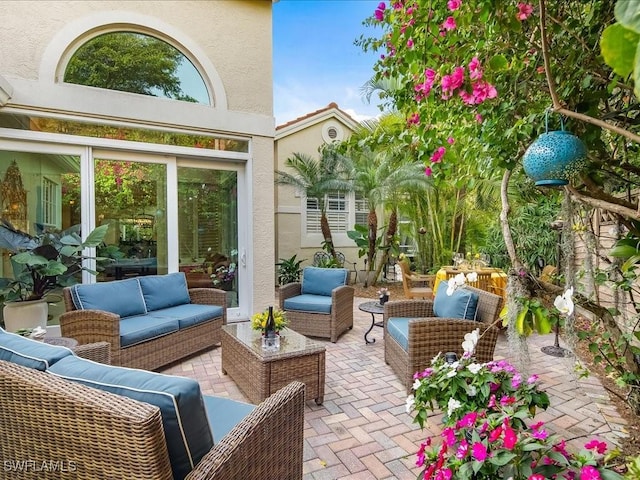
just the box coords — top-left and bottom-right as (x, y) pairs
(3, 299), (48, 333)
(522, 114), (587, 187)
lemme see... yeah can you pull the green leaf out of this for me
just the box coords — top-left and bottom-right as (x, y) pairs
(82, 224), (110, 248)
(600, 24), (639, 78)
(615, 1), (640, 33)
(609, 243), (640, 259)
(634, 41), (640, 99)
(488, 54), (508, 71)
(489, 452), (517, 466)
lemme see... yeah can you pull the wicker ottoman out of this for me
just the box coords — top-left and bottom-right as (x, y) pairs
(221, 323), (325, 405)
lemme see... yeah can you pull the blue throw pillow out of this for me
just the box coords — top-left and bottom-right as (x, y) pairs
(138, 273), (191, 311)
(301, 267), (348, 296)
(0, 328), (73, 370)
(433, 281), (479, 320)
(69, 278), (147, 318)
(48, 356), (213, 480)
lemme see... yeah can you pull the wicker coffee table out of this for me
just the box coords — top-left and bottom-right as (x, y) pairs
(221, 323), (325, 405)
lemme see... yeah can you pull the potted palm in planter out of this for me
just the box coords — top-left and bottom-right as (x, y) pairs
(0, 221), (109, 332)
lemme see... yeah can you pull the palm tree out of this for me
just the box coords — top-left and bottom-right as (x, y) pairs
(275, 146), (351, 258)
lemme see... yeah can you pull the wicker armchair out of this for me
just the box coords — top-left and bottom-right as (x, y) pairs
(0, 360), (305, 480)
(278, 267), (354, 342)
(383, 286), (503, 392)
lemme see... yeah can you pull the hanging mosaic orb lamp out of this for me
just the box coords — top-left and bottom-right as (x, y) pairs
(522, 111), (587, 187)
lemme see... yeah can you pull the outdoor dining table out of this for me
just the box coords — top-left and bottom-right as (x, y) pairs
(433, 266), (507, 300)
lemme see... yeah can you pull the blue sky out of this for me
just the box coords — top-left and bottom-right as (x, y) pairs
(273, 0), (385, 126)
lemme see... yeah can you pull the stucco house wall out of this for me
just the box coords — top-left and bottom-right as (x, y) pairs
(275, 103), (362, 277)
(0, 0), (275, 318)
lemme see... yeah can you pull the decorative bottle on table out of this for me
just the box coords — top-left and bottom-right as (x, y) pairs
(262, 306), (280, 351)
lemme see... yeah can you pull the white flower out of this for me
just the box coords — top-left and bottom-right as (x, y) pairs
(554, 286), (574, 317)
(466, 271), (478, 283)
(447, 272), (468, 296)
(406, 394), (416, 413)
(413, 378), (422, 391)
(467, 362), (483, 374)
(467, 385), (477, 397)
(447, 397), (462, 417)
(446, 367), (458, 378)
(461, 328), (480, 355)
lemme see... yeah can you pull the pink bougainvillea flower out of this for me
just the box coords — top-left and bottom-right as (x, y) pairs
(527, 374), (539, 384)
(442, 16), (456, 31)
(447, 0), (461, 11)
(407, 112), (420, 125)
(487, 394), (496, 408)
(472, 81), (498, 103)
(447, 137), (455, 144)
(580, 465), (602, 480)
(516, 2), (534, 21)
(475, 113), (483, 123)
(511, 373), (522, 389)
(374, 2), (386, 21)
(500, 395), (516, 406)
(528, 475), (545, 480)
(407, 38), (414, 48)
(552, 439), (570, 457)
(430, 146), (446, 163)
(459, 90), (475, 105)
(472, 442), (487, 461)
(436, 469), (453, 480)
(468, 56), (483, 81)
(532, 426), (548, 440)
(416, 439), (431, 467)
(424, 166), (432, 177)
(584, 439), (608, 454)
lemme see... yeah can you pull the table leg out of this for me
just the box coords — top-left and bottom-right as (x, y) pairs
(364, 313), (383, 344)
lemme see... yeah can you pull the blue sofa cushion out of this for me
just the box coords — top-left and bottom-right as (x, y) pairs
(138, 273), (191, 312)
(69, 278), (147, 318)
(203, 395), (255, 442)
(119, 315), (180, 347)
(48, 356), (213, 480)
(0, 328), (73, 370)
(433, 281), (479, 320)
(387, 317), (411, 351)
(151, 304), (224, 329)
(301, 267), (347, 297)
(283, 294), (332, 314)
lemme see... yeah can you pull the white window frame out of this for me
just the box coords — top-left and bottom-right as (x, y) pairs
(41, 176), (61, 229)
(302, 191), (362, 248)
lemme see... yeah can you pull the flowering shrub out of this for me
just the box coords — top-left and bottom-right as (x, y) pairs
(408, 329), (625, 479)
(251, 308), (288, 333)
(407, 330), (550, 428)
(415, 405), (624, 480)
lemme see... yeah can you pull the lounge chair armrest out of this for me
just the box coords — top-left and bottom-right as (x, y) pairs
(186, 382), (305, 480)
(332, 285), (354, 304)
(189, 288), (227, 324)
(59, 309), (120, 347)
(278, 283), (302, 307)
(73, 341), (112, 364)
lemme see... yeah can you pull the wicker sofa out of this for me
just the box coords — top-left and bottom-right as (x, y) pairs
(383, 284), (503, 392)
(0, 330), (305, 480)
(59, 272), (226, 370)
(278, 267), (354, 342)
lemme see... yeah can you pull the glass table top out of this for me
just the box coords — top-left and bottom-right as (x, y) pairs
(222, 323), (325, 358)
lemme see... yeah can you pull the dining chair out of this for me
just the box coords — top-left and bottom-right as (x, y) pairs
(399, 260), (434, 300)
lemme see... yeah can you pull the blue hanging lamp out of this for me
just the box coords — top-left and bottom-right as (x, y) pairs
(522, 111), (587, 187)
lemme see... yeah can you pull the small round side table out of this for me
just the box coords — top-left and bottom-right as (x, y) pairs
(358, 301), (385, 344)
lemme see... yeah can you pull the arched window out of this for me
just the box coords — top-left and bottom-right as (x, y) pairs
(63, 32), (209, 104)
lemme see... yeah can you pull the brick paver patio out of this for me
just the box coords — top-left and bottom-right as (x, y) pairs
(161, 297), (629, 479)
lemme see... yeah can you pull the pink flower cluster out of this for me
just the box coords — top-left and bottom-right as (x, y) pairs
(413, 57), (497, 106)
(374, 2), (386, 21)
(517, 2), (534, 21)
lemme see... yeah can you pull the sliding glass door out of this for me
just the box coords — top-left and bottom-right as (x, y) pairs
(177, 165), (239, 308)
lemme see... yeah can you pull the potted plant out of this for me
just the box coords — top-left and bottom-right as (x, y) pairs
(0, 222), (109, 332)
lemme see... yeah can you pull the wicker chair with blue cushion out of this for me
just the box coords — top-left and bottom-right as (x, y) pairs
(383, 282), (502, 392)
(278, 267), (354, 342)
